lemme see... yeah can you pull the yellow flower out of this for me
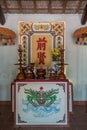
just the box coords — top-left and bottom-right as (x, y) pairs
(51, 48), (60, 55)
(51, 48), (60, 61)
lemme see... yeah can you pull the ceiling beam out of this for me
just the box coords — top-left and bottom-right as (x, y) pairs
(34, 0), (37, 13)
(3, 0), (9, 13)
(48, 0), (51, 13)
(63, 0), (67, 13)
(76, 0), (82, 13)
(81, 3), (87, 25)
(18, 0), (22, 13)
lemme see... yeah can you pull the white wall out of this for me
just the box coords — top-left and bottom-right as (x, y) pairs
(0, 14), (87, 101)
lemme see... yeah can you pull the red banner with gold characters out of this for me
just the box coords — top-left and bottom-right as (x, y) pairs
(18, 22), (65, 67)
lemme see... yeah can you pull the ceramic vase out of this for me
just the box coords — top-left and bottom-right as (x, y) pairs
(51, 61), (58, 74)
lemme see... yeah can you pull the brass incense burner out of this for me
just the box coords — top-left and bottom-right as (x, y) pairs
(36, 68), (46, 79)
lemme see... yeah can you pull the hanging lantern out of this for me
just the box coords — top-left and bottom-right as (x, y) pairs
(0, 27), (16, 46)
(73, 27), (87, 45)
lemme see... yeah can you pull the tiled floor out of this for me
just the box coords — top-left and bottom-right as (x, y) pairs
(0, 105), (87, 130)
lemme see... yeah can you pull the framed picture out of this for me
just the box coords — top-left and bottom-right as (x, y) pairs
(18, 22), (65, 67)
(14, 80), (69, 127)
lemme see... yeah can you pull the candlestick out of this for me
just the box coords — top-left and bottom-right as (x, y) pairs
(57, 48), (68, 79)
(14, 44), (25, 80)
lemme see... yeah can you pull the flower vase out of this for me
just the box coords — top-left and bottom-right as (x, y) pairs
(51, 61), (58, 74)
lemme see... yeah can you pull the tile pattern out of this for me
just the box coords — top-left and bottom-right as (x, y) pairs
(0, 105), (87, 130)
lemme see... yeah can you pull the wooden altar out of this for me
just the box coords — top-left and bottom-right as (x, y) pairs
(12, 22), (73, 127)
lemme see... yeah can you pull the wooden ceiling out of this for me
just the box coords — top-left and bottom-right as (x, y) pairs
(0, 0), (87, 14)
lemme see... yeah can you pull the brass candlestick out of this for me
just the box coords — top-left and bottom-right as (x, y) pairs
(15, 45), (25, 80)
(58, 48), (68, 79)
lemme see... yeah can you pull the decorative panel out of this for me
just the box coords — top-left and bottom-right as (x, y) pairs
(14, 80), (69, 127)
(18, 22), (65, 67)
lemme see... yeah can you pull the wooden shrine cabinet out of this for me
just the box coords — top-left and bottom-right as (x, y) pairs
(12, 79), (73, 127)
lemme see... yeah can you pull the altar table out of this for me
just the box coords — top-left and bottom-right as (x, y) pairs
(12, 79), (73, 127)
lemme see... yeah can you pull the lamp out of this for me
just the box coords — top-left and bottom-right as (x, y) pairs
(73, 27), (87, 45)
(0, 27), (16, 46)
